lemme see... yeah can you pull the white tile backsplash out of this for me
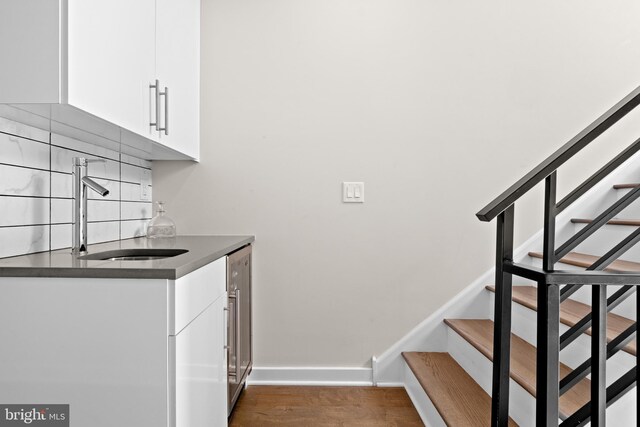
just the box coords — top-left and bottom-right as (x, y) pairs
(121, 219), (149, 240)
(0, 131), (50, 170)
(0, 117), (154, 258)
(121, 202), (153, 220)
(0, 196), (49, 226)
(0, 225), (49, 258)
(51, 133), (120, 161)
(121, 162), (151, 184)
(51, 146), (121, 180)
(51, 172), (72, 198)
(87, 221), (120, 245)
(51, 198), (72, 224)
(88, 200), (121, 222)
(50, 224), (72, 251)
(0, 164), (50, 197)
(0, 113), (50, 143)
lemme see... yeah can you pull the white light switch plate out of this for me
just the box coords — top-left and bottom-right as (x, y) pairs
(343, 182), (364, 203)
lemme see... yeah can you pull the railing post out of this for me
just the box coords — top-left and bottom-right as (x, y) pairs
(543, 172), (557, 271)
(591, 285), (607, 426)
(537, 282), (560, 426)
(491, 204), (514, 427)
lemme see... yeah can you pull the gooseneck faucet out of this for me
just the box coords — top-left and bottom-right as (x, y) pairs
(72, 157), (110, 255)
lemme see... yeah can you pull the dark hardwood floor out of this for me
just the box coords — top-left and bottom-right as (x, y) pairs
(228, 386), (424, 426)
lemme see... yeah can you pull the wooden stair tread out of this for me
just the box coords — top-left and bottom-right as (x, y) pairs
(444, 319), (589, 420)
(570, 218), (640, 226)
(529, 251), (640, 273)
(613, 183), (640, 189)
(486, 285), (636, 356)
(402, 352), (518, 426)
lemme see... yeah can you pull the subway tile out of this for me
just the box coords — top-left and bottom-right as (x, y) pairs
(51, 198), (72, 224)
(51, 172), (72, 199)
(0, 132), (50, 170)
(0, 196), (49, 226)
(121, 201), (153, 220)
(88, 200), (120, 222)
(87, 221), (120, 245)
(51, 134), (120, 161)
(51, 146), (120, 180)
(0, 164), (49, 197)
(121, 154), (152, 169)
(0, 225), (49, 258)
(0, 122), (153, 258)
(51, 224), (72, 251)
(51, 173), (120, 201)
(0, 113), (50, 143)
(121, 220), (149, 239)
(53, 199), (122, 225)
(121, 163), (151, 184)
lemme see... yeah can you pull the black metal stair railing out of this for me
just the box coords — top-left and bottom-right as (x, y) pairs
(477, 85), (640, 427)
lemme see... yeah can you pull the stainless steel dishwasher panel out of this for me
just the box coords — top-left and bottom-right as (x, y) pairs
(227, 244), (252, 415)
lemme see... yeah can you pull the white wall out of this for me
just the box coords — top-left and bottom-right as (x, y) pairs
(153, 0), (640, 368)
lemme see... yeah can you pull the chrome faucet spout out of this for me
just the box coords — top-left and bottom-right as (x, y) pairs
(72, 157), (109, 255)
(82, 176), (109, 197)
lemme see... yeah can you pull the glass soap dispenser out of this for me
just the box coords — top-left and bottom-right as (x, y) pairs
(146, 201), (176, 238)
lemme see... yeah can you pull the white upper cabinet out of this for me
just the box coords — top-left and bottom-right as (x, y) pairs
(156, 0), (200, 160)
(67, 0), (158, 142)
(0, 0), (199, 161)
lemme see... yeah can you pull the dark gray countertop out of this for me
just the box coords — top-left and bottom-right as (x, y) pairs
(0, 235), (254, 279)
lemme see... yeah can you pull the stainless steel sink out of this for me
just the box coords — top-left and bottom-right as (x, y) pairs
(77, 248), (188, 261)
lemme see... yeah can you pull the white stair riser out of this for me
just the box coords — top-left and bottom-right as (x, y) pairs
(572, 221), (640, 265)
(489, 289), (635, 384)
(403, 364), (446, 427)
(446, 328), (537, 427)
(527, 257), (636, 320)
(605, 388), (637, 426)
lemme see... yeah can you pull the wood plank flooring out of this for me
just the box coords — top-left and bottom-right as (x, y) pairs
(403, 352), (517, 426)
(228, 386), (424, 427)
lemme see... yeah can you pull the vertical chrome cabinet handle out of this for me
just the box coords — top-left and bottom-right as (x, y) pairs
(159, 86), (169, 135)
(149, 80), (160, 131)
(224, 306), (230, 350)
(228, 294), (238, 377)
(235, 289), (241, 372)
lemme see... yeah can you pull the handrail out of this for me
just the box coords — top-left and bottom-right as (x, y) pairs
(476, 84), (640, 222)
(484, 85), (640, 426)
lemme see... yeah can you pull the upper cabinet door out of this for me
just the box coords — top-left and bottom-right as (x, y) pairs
(66, 0), (158, 142)
(155, 0), (200, 160)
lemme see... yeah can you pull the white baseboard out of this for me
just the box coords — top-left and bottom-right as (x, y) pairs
(247, 366), (374, 386)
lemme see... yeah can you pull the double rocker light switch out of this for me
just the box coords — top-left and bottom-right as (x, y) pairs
(342, 182), (364, 203)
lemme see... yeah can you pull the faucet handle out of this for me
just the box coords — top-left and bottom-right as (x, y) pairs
(86, 158), (106, 163)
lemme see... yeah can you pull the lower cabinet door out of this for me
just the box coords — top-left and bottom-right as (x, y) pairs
(175, 294), (227, 427)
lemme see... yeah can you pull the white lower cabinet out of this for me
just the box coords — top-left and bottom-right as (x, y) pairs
(0, 257), (228, 427)
(175, 294), (228, 427)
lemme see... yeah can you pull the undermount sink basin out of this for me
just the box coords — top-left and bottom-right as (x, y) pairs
(78, 248), (188, 261)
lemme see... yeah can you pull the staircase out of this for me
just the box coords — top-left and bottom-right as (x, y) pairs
(398, 87), (640, 426)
